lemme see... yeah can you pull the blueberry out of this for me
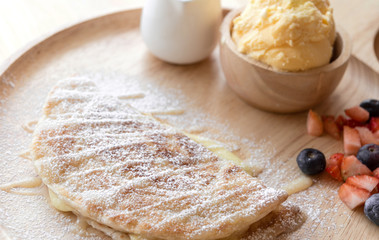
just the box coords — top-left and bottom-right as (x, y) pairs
(356, 144), (379, 171)
(364, 193), (379, 226)
(360, 99), (379, 117)
(296, 148), (326, 175)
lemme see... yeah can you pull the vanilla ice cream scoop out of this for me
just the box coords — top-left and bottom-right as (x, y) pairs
(232, 0), (336, 72)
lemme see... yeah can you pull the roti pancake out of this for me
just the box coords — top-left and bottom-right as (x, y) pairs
(76, 203), (305, 240)
(30, 78), (288, 240)
(241, 203), (305, 240)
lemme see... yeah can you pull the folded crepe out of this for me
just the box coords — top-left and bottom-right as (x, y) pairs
(30, 78), (299, 240)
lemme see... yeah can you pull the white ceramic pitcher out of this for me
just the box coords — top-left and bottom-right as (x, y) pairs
(140, 0), (222, 65)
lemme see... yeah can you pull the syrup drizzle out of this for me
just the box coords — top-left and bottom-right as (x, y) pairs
(145, 109), (185, 116)
(19, 151), (32, 160)
(21, 120), (38, 133)
(117, 93), (145, 100)
(0, 177), (42, 196)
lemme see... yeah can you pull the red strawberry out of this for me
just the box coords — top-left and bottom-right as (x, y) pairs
(327, 153), (344, 166)
(326, 165), (343, 182)
(374, 168), (379, 179)
(322, 115), (341, 139)
(345, 106), (370, 123)
(356, 126), (379, 145)
(325, 153), (344, 181)
(340, 155), (372, 181)
(343, 126), (361, 155)
(369, 117), (379, 133)
(335, 115), (346, 131)
(345, 175), (379, 192)
(373, 168), (379, 192)
(338, 183), (371, 209)
(307, 110), (323, 137)
(344, 118), (368, 128)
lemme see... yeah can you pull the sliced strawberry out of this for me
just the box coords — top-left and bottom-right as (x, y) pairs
(307, 110), (323, 137)
(344, 118), (368, 128)
(327, 153), (345, 166)
(340, 155), (372, 181)
(356, 126), (379, 145)
(373, 168), (379, 192)
(369, 117), (379, 133)
(338, 183), (371, 209)
(335, 115), (346, 131)
(322, 115), (341, 139)
(345, 106), (370, 123)
(343, 126), (361, 155)
(326, 164), (343, 182)
(373, 168), (379, 179)
(325, 153), (344, 181)
(345, 175), (379, 192)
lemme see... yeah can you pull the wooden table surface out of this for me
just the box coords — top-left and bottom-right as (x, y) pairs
(1, 0), (378, 73)
(0, 0), (241, 66)
(0, 1), (379, 240)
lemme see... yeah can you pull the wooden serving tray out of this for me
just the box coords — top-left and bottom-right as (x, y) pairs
(0, 8), (378, 240)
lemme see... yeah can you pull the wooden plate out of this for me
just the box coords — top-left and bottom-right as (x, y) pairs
(0, 8), (379, 240)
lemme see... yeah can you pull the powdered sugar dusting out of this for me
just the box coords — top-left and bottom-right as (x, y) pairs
(0, 10), (360, 239)
(0, 69), (338, 239)
(30, 78), (288, 240)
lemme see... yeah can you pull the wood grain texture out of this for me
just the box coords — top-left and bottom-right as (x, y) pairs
(0, 8), (379, 240)
(0, 2), (378, 240)
(0, 0), (247, 66)
(0, 0), (378, 73)
(330, 0), (379, 73)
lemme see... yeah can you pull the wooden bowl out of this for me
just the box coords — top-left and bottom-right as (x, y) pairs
(219, 9), (352, 113)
